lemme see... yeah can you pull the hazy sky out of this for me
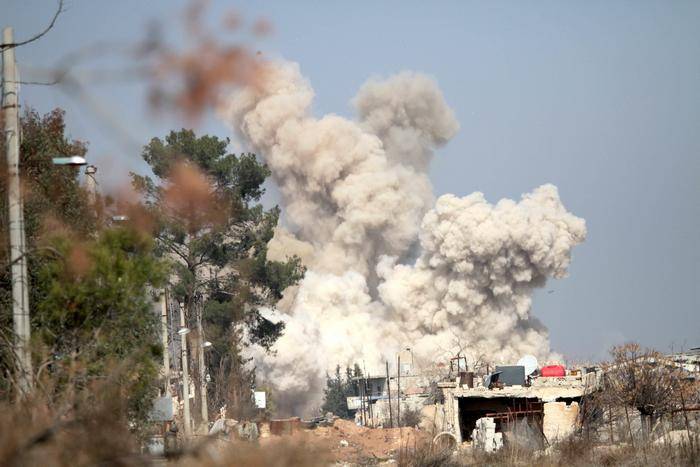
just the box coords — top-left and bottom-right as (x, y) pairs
(5, 0), (699, 360)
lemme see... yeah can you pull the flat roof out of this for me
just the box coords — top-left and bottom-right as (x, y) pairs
(445, 372), (599, 402)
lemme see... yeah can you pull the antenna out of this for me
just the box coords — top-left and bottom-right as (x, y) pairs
(517, 355), (539, 375)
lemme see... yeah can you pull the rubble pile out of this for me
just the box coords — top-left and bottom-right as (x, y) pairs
(471, 417), (503, 453)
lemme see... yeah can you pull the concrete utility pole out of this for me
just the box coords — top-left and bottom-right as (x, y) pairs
(3, 27), (33, 395)
(179, 305), (192, 436)
(386, 361), (394, 428)
(196, 307), (209, 426)
(160, 292), (170, 396)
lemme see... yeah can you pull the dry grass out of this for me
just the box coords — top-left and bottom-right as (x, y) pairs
(397, 437), (459, 467)
(172, 438), (331, 467)
(396, 430), (699, 467)
(0, 381), (146, 467)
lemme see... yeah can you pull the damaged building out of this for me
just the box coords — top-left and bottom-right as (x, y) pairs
(346, 349), (439, 428)
(438, 365), (600, 444)
(347, 350), (602, 449)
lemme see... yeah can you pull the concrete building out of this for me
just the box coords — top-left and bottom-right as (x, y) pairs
(667, 348), (700, 376)
(347, 356), (437, 428)
(437, 369), (600, 443)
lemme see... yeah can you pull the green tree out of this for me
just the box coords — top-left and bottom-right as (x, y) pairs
(1, 109), (96, 395)
(35, 227), (166, 425)
(321, 364), (363, 419)
(132, 129), (304, 420)
(1, 109), (166, 429)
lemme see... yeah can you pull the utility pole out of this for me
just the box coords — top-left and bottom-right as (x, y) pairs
(359, 380), (365, 426)
(3, 27), (33, 395)
(397, 355), (401, 427)
(196, 303), (208, 426)
(386, 361), (393, 428)
(179, 305), (192, 436)
(160, 292), (170, 396)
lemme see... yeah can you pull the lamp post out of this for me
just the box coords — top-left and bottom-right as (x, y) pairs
(3, 25), (94, 397)
(194, 302), (211, 428)
(51, 156), (87, 166)
(53, 157), (99, 210)
(178, 324), (192, 437)
(200, 340), (212, 426)
(161, 292), (170, 396)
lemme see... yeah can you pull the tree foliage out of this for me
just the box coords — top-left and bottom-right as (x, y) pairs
(1, 109), (95, 310)
(1, 109), (166, 427)
(35, 227), (166, 424)
(321, 364), (363, 419)
(1, 108), (95, 393)
(132, 129), (304, 418)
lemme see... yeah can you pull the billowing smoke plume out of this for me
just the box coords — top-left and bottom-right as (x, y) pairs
(220, 61), (586, 414)
(222, 62), (456, 278)
(378, 185), (586, 365)
(354, 72), (460, 171)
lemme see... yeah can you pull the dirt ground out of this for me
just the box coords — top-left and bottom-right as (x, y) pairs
(260, 419), (429, 464)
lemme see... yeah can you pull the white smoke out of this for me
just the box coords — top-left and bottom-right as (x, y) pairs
(220, 60), (586, 415)
(378, 184), (586, 366)
(222, 62), (452, 279)
(249, 271), (401, 414)
(355, 71), (459, 172)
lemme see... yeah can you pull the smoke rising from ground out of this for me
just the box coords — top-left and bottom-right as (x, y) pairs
(220, 60), (586, 414)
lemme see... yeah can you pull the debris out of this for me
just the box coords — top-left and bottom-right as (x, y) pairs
(472, 417), (503, 453)
(235, 421), (259, 442)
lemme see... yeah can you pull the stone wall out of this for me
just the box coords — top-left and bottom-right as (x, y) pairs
(543, 401), (579, 442)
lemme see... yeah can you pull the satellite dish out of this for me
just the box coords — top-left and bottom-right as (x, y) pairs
(517, 355), (539, 376)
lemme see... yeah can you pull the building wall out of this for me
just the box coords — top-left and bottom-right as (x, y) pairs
(543, 401), (579, 442)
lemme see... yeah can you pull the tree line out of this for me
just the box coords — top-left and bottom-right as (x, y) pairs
(0, 107), (304, 430)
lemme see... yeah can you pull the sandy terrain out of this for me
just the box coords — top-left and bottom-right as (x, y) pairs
(259, 419), (428, 464)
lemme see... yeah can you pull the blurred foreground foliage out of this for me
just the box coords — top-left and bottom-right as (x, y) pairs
(1, 108), (166, 430)
(34, 227), (165, 425)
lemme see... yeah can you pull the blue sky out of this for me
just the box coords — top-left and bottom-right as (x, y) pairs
(5, 0), (699, 360)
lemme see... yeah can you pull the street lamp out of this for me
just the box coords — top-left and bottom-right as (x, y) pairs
(52, 156), (87, 166)
(6, 155), (87, 395)
(200, 340), (212, 427)
(53, 157), (100, 209)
